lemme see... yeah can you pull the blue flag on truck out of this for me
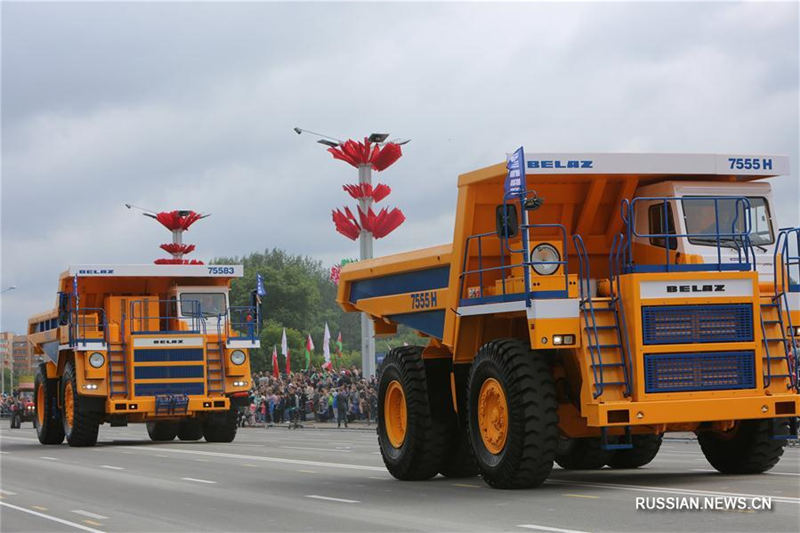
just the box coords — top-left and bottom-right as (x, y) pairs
(505, 147), (526, 198)
(256, 273), (266, 297)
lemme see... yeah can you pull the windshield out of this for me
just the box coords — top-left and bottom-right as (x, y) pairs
(180, 292), (227, 317)
(682, 196), (773, 248)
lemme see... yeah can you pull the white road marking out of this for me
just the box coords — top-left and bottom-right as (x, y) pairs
(72, 510), (109, 520)
(281, 446), (350, 453)
(181, 477), (217, 484)
(305, 494), (360, 504)
(0, 501), (105, 533)
(0, 451), (9, 454)
(40, 456), (58, 461)
(127, 447), (385, 471)
(691, 468), (800, 476)
(545, 479), (800, 505)
(100, 465), (124, 470)
(0, 435), (38, 442)
(518, 524), (589, 533)
(0, 490), (18, 496)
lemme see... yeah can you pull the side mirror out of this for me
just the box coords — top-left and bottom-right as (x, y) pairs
(496, 204), (519, 239)
(57, 293), (70, 326)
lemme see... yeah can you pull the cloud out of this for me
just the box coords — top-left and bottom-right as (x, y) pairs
(2, 1), (798, 332)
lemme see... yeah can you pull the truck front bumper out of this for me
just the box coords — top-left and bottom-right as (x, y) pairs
(585, 394), (799, 427)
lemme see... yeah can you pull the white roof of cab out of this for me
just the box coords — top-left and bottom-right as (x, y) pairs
(66, 264), (243, 278)
(519, 152), (788, 176)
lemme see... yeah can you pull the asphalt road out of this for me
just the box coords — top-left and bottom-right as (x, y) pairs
(1, 423), (798, 533)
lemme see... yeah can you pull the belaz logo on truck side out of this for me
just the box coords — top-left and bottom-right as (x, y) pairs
(152, 339), (184, 345)
(528, 160), (593, 169)
(666, 284), (726, 293)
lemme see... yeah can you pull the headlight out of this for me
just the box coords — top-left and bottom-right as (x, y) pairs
(89, 352), (105, 368)
(230, 350), (246, 365)
(530, 243), (560, 276)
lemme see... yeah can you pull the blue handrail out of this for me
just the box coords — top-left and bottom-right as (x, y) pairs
(69, 307), (108, 347)
(621, 196), (755, 273)
(771, 227), (800, 389)
(228, 306), (260, 342)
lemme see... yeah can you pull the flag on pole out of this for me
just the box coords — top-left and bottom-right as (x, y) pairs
(336, 331), (344, 368)
(304, 334), (314, 370)
(256, 273), (266, 297)
(281, 328), (290, 375)
(322, 323), (332, 370)
(271, 345), (280, 378)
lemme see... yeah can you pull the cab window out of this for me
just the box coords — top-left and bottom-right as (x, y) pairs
(648, 204), (677, 250)
(180, 293), (227, 317)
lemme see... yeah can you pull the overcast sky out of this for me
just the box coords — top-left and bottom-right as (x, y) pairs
(2, 1), (798, 333)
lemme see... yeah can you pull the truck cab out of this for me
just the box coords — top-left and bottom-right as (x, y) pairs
(632, 180), (778, 281)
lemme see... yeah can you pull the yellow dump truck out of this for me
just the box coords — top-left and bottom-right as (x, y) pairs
(338, 152), (799, 488)
(28, 264), (257, 446)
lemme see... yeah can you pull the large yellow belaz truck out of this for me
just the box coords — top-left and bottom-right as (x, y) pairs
(29, 264), (257, 446)
(338, 152), (799, 488)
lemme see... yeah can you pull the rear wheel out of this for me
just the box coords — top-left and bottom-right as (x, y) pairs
(698, 419), (787, 474)
(607, 434), (663, 469)
(466, 339), (558, 489)
(203, 408), (238, 442)
(555, 437), (610, 470)
(177, 419), (204, 441)
(377, 346), (448, 480)
(146, 421), (178, 441)
(34, 364), (65, 445)
(61, 361), (102, 447)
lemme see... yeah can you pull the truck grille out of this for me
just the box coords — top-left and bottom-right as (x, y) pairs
(642, 304), (753, 345)
(133, 348), (206, 397)
(644, 351), (755, 393)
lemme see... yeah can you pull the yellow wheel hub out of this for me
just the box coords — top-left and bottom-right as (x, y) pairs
(384, 380), (407, 448)
(64, 381), (74, 430)
(478, 378), (508, 455)
(36, 383), (45, 426)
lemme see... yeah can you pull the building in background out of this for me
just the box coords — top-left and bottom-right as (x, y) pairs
(0, 331), (14, 394)
(12, 335), (35, 376)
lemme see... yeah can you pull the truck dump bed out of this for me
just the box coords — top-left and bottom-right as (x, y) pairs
(337, 244), (452, 339)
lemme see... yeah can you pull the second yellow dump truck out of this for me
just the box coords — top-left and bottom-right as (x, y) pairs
(28, 264), (258, 446)
(338, 152), (799, 488)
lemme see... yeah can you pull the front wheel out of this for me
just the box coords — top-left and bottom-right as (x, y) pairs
(466, 339), (558, 489)
(698, 419), (787, 474)
(61, 361), (102, 447)
(34, 364), (65, 445)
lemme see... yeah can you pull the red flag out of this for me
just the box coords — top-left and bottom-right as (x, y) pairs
(271, 346), (280, 378)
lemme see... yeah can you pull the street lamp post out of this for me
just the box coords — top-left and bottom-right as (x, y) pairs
(1, 286), (15, 395)
(295, 129), (408, 378)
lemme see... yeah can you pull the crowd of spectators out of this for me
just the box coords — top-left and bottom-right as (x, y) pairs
(242, 366), (378, 428)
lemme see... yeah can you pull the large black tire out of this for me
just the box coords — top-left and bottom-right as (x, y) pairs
(61, 361), (102, 447)
(698, 419), (787, 474)
(427, 359), (478, 478)
(466, 339), (559, 489)
(607, 434), (663, 469)
(177, 419), (204, 441)
(555, 437), (610, 470)
(203, 408), (238, 442)
(377, 345), (448, 480)
(35, 364), (65, 444)
(147, 421), (178, 441)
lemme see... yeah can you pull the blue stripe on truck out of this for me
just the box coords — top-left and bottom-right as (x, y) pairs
(386, 310), (446, 340)
(349, 266), (450, 304)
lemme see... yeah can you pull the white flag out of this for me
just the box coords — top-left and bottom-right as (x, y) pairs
(281, 328), (288, 360)
(323, 323), (331, 366)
